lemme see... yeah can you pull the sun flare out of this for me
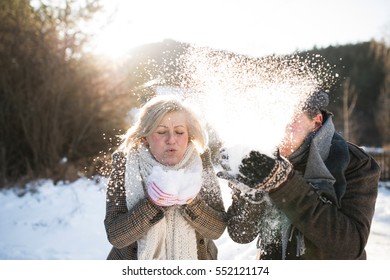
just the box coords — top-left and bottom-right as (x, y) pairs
(86, 1), (166, 60)
(84, 0), (390, 61)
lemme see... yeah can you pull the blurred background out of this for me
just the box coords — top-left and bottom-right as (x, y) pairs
(1, 0), (389, 187)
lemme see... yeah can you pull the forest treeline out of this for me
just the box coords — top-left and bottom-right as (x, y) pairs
(1, 0), (389, 187)
(0, 0), (136, 187)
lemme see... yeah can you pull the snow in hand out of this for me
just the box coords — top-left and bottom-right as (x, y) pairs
(147, 165), (202, 206)
(0, 177), (389, 260)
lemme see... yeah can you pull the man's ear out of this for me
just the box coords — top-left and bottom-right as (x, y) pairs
(313, 113), (323, 130)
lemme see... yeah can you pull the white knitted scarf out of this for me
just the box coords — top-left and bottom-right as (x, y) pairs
(124, 142), (201, 260)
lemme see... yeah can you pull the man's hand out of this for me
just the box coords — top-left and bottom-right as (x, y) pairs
(217, 149), (293, 192)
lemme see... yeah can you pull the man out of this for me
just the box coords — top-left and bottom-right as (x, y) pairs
(218, 90), (381, 259)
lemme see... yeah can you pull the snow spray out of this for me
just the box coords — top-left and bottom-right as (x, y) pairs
(181, 47), (336, 175)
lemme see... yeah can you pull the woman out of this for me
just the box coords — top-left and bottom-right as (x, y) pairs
(104, 95), (227, 260)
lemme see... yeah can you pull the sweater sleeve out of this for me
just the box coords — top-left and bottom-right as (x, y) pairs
(104, 152), (165, 249)
(181, 149), (227, 240)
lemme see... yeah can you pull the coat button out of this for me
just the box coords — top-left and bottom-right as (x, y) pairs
(199, 239), (204, 245)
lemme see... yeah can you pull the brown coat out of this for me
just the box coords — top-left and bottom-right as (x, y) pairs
(104, 151), (227, 260)
(227, 134), (381, 259)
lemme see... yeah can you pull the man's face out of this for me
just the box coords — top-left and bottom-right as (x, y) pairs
(279, 112), (322, 158)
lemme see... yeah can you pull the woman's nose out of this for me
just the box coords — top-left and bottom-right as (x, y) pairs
(166, 132), (176, 144)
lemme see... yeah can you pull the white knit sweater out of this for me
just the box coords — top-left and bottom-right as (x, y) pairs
(124, 143), (202, 259)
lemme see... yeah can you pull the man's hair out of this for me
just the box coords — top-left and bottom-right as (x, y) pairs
(302, 90), (329, 118)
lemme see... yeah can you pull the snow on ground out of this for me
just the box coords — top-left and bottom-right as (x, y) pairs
(0, 176), (389, 260)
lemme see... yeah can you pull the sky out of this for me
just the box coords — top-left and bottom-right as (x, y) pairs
(87, 0), (390, 60)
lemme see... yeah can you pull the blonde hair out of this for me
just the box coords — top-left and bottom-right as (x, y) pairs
(118, 95), (207, 153)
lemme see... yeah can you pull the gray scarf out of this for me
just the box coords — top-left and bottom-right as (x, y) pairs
(280, 115), (336, 258)
(275, 116), (336, 259)
(289, 115), (336, 185)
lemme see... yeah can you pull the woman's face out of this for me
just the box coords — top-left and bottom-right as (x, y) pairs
(279, 112), (322, 158)
(145, 111), (189, 166)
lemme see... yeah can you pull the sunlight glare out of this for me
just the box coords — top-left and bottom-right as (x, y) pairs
(87, 1), (166, 60)
(181, 47), (326, 174)
(86, 0), (389, 61)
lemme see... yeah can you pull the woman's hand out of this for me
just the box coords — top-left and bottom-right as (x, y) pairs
(146, 180), (179, 206)
(146, 166), (202, 206)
